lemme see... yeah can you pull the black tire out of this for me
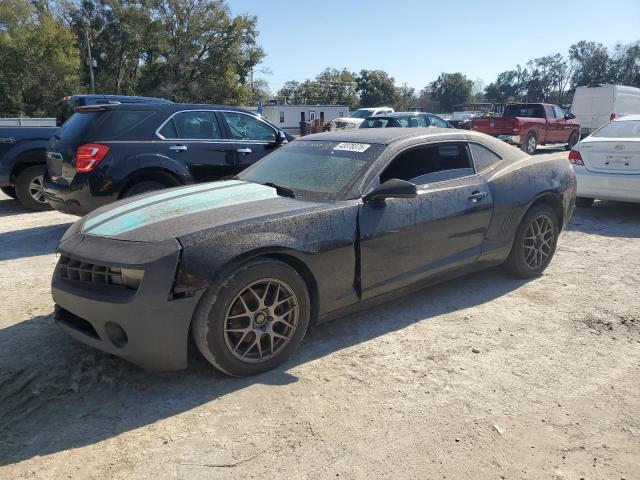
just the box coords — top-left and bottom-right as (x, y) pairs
(521, 132), (537, 155)
(192, 258), (311, 377)
(565, 131), (579, 151)
(122, 181), (169, 198)
(504, 204), (559, 278)
(14, 165), (52, 211)
(575, 197), (595, 208)
(1, 186), (17, 199)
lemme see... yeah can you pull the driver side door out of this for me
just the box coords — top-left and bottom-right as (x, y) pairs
(218, 111), (283, 171)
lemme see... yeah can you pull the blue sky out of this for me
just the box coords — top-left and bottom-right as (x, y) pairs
(227, 0), (640, 93)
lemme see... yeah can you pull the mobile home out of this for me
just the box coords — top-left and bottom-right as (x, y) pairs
(261, 105), (349, 132)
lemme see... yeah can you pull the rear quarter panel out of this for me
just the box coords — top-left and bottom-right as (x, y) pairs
(482, 152), (576, 256)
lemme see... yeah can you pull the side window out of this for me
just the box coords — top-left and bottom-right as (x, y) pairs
(469, 143), (502, 172)
(162, 111), (222, 139)
(429, 115), (450, 128)
(380, 143), (475, 185)
(553, 106), (565, 119)
(545, 105), (556, 118)
(222, 112), (277, 142)
(407, 116), (428, 127)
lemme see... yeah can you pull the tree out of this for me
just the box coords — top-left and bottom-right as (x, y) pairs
(429, 72), (472, 112)
(569, 40), (612, 87)
(356, 69), (398, 107)
(611, 41), (640, 88)
(0, 0), (81, 116)
(276, 68), (359, 108)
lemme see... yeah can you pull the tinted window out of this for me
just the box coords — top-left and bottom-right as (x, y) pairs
(360, 118), (390, 128)
(90, 110), (154, 139)
(503, 105), (544, 118)
(592, 120), (640, 138)
(158, 119), (178, 138)
(166, 111), (222, 139)
(381, 143), (474, 185)
(397, 116), (428, 128)
(222, 112), (276, 141)
(429, 115), (450, 128)
(238, 140), (386, 199)
(470, 143), (502, 172)
(56, 112), (100, 142)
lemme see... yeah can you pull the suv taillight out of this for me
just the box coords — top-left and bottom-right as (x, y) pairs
(75, 144), (109, 173)
(568, 149), (584, 166)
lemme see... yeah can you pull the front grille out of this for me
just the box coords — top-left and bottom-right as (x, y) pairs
(57, 255), (127, 288)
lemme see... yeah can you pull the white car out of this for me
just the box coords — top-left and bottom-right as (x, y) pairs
(569, 114), (640, 206)
(327, 107), (394, 130)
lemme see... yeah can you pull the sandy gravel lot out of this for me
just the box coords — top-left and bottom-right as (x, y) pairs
(0, 180), (639, 479)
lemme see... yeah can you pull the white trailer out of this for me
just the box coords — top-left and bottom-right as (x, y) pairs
(261, 105), (349, 132)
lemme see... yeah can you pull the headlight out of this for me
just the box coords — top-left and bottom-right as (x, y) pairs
(111, 268), (144, 289)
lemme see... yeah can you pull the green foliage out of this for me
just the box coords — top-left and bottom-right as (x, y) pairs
(276, 68), (359, 110)
(429, 72), (472, 112)
(356, 69), (398, 108)
(0, 0), (81, 116)
(569, 40), (612, 87)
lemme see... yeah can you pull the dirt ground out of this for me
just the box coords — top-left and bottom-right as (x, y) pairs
(1, 171), (639, 479)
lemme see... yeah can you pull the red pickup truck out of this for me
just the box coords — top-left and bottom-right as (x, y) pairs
(471, 103), (580, 154)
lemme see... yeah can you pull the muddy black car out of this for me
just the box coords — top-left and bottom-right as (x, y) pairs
(52, 128), (576, 376)
(43, 103), (292, 216)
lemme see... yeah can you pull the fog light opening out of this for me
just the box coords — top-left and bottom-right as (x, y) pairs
(105, 321), (128, 348)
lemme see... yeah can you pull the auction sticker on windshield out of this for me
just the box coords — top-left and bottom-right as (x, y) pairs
(333, 142), (371, 153)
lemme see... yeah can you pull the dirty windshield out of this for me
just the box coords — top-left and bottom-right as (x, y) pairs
(238, 140), (384, 200)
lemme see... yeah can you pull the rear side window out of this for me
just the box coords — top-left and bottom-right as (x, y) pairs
(160, 111), (223, 140)
(56, 112), (100, 142)
(398, 116), (428, 127)
(428, 115), (450, 128)
(91, 110), (154, 139)
(470, 143), (502, 172)
(380, 143), (474, 185)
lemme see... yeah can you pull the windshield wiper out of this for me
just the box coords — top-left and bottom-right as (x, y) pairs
(264, 182), (296, 198)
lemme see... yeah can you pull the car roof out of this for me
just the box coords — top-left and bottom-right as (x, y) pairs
(370, 112), (436, 118)
(75, 103), (259, 115)
(302, 127), (465, 145)
(615, 114), (640, 121)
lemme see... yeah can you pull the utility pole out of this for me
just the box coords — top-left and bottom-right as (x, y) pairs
(85, 29), (95, 94)
(403, 82), (408, 111)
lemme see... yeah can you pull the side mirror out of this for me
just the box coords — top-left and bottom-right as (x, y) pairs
(363, 178), (417, 204)
(565, 113), (576, 120)
(276, 130), (288, 144)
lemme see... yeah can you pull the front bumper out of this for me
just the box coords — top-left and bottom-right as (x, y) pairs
(497, 134), (521, 145)
(573, 165), (640, 203)
(43, 172), (119, 216)
(52, 233), (203, 370)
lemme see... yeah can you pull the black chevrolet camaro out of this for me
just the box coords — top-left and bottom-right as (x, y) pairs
(52, 128), (576, 376)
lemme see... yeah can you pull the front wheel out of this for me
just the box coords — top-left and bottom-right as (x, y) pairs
(504, 204), (559, 278)
(565, 131), (579, 151)
(192, 258), (310, 377)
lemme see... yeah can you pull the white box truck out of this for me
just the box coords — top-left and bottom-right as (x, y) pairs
(571, 85), (640, 137)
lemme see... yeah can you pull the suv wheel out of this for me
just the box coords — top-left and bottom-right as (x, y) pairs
(15, 165), (52, 211)
(122, 181), (170, 198)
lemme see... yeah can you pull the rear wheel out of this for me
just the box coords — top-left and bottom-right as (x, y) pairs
(565, 131), (579, 151)
(1, 186), (17, 199)
(15, 165), (52, 211)
(504, 204), (559, 278)
(575, 197), (595, 208)
(192, 258), (310, 377)
(122, 180), (170, 198)
(521, 132), (537, 155)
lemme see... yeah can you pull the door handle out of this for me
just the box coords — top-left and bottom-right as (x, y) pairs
(468, 191), (487, 203)
(169, 144), (188, 152)
(237, 147), (252, 154)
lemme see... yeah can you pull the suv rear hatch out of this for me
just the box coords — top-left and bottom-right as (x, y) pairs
(47, 109), (103, 186)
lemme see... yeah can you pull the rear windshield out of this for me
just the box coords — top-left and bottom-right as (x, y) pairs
(55, 112), (100, 142)
(592, 120), (640, 138)
(503, 105), (544, 118)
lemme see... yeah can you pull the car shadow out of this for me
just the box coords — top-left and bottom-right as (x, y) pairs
(568, 200), (640, 238)
(0, 223), (73, 261)
(0, 267), (532, 466)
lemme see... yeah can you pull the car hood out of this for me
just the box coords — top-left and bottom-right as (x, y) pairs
(78, 180), (328, 243)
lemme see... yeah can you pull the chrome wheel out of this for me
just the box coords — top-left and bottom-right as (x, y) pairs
(28, 175), (46, 204)
(224, 278), (299, 364)
(526, 135), (537, 154)
(523, 214), (554, 270)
